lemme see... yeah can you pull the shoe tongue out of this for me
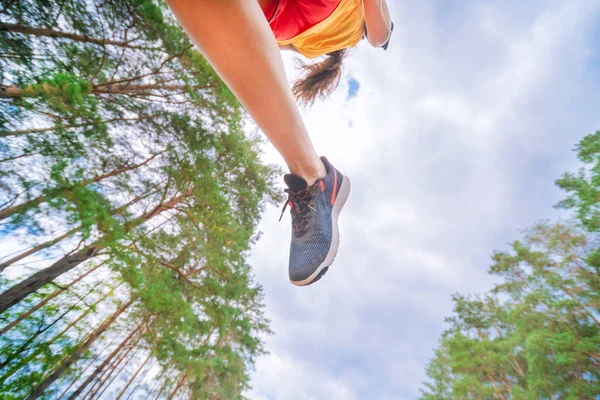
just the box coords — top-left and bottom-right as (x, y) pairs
(284, 174), (308, 191)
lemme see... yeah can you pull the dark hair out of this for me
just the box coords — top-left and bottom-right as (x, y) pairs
(292, 49), (349, 106)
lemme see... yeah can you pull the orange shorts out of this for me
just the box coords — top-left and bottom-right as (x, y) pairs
(261, 0), (341, 41)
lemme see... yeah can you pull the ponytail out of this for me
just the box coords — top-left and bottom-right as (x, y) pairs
(292, 49), (348, 106)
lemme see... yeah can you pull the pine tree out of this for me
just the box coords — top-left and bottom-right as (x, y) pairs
(0, 1), (281, 398)
(421, 130), (600, 399)
(421, 223), (600, 400)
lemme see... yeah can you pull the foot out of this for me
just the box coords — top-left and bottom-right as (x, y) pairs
(279, 157), (351, 286)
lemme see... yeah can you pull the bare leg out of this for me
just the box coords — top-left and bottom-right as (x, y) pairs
(166, 0), (326, 184)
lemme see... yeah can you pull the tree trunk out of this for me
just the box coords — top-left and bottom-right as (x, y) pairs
(486, 373), (506, 400)
(25, 299), (133, 399)
(0, 151), (39, 163)
(83, 322), (149, 400)
(152, 378), (170, 400)
(0, 189), (189, 313)
(48, 283), (123, 344)
(1, 83), (200, 98)
(561, 285), (600, 326)
(1, 116), (151, 138)
(124, 359), (156, 400)
(0, 261), (104, 336)
(167, 372), (187, 400)
(0, 189), (154, 273)
(141, 369), (168, 400)
(0, 22), (157, 50)
(0, 283), (121, 384)
(0, 311), (65, 371)
(0, 151), (163, 222)
(57, 332), (124, 400)
(0, 229), (74, 271)
(67, 321), (144, 400)
(114, 353), (152, 400)
(0, 279), (105, 371)
(94, 345), (143, 399)
(0, 245), (99, 314)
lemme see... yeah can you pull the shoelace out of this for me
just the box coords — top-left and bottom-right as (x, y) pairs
(279, 185), (317, 237)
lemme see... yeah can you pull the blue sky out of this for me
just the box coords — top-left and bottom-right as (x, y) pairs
(347, 77), (360, 100)
(247, 1), (600, 399)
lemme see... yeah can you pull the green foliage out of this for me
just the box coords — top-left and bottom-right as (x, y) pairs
(0, 0), (280, 398)
(421, 223), (600, 400)
(422, 130), (600, 400)
(0, 272), (120, 399)
(556, 130), (600, 232)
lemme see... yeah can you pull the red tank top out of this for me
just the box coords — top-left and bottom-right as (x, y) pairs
(263, 0), (341, 41)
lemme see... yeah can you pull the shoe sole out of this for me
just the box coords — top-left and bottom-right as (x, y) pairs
(291, 175), (351, 286)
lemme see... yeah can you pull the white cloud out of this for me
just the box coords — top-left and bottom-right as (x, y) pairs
(248, 352), (360, 400)
(249, 1), (600, 399)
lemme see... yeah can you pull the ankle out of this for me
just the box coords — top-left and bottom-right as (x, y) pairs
(289, 158), (326, 186)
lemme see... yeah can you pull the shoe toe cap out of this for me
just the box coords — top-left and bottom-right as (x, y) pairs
(288, 249), (326, 283)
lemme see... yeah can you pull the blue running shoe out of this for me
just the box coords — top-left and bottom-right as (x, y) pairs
(279, 157), (351, 286)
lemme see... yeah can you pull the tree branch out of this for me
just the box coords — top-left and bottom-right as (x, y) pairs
(0, 22), (160, 50)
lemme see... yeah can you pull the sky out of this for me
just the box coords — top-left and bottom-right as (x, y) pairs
(247, 0), (600, 399)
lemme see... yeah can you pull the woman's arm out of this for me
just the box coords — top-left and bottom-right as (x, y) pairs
(363, 0), (392, 48)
